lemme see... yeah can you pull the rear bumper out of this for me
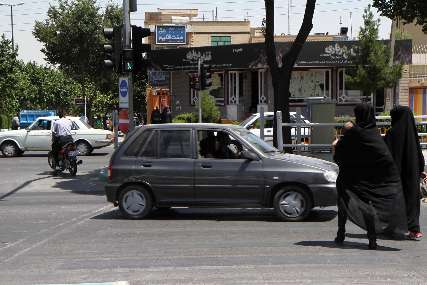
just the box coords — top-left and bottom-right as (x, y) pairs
(105, 183), (120, 204)
(309, 183), (337, 207)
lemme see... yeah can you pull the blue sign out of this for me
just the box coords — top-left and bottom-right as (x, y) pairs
(119, 79), (128, 97)
(149, 71), (170, 87)
(156, 25), (186, 45)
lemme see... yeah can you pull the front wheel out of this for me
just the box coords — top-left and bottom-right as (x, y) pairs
(119, 185), (153, 219)
(1, 142), (19, 157)
(76, 141), (92, 156)
(274, 186), (312, 221)
(69, 160), (77, 176)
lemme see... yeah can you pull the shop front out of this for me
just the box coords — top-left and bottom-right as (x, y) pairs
(150, 40), (411, 121)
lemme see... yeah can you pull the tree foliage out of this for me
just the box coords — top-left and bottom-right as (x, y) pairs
(373, 0), (427, 32)
(346, 6), (402, 97)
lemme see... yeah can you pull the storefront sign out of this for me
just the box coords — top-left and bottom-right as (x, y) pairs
(150, 40), (412, 70)
(148, 71), (170, 87)
(156, 25), (186, 45)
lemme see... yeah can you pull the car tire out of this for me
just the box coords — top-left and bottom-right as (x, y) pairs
(119, 185), (153, 219)
(76, 141), (92, 156)
(274, 185), (312, 222)
(1, 141), (19, 157)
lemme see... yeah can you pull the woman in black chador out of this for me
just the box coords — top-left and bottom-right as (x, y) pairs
(385, 106), (426, 240)
(333, 104), (407, 249)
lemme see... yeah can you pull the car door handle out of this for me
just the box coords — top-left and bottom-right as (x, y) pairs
(201, 164), (212, 169)
(141, 162), (152, 167)
(71, 132), (76, 135)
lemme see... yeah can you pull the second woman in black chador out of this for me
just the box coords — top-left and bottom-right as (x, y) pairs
(333, 104), (407, 249)
(385, 106), (426, 240)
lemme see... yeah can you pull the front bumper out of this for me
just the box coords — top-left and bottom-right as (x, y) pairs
(309, 183), (337, 207)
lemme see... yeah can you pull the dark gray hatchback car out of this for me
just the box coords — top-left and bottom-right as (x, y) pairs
(105, 123), (338, 221)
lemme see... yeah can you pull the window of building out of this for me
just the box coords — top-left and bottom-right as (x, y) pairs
(190, 72), (225, 106)
(211, 36), (231, 46)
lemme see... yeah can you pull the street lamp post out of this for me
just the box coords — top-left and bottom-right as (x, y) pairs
(0, 2), (24, 52)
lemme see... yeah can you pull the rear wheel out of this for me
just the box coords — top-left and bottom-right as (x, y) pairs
(274, 185), (312, 221)
(119, 185), (153, 219)
(76, 141), (92, 156)
(1, 142), (19, 157)
(48, 151), (56, 169)
(69, 160), (77, 176)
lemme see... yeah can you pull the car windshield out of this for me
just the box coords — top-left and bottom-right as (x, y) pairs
(232, 127), (279, 154)
(239, 114), (257, 127)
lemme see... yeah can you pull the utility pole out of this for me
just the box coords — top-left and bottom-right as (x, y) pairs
(123, 0), (134, 132)
(0, 2), (24, 52)
(198, 58), (202, 123)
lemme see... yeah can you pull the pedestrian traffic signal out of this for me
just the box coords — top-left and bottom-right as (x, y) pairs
(103, 26), (122, 72)
(131, 25), (151, 75)
(200, 64), (212, 90)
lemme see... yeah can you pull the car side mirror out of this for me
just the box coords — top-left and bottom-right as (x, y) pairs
(240, 150), (259, 161)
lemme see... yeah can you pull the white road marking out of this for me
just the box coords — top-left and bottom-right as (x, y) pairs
(1, 205), (113, 263)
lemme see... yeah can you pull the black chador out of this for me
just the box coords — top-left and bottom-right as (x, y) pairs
(334, 104), (407, 249)
(385, 106), (424, 234)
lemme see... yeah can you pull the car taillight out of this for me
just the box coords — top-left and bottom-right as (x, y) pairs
(108, 163), (112, 181)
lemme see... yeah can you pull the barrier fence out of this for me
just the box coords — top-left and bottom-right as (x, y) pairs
(259, 110), (427, 152)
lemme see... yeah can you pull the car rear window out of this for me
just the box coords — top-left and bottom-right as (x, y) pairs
(159, 130), (192, 158)
(125, 129), (157, 157)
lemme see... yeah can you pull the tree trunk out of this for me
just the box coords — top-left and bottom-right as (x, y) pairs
(264, 0), (316, 152)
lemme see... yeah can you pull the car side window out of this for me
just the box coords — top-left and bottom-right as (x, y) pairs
(159, 130), (192, 159)
(125, 129), (155, 157)
(198, 130), (244, 159)
(71, 122), (79, 130)
(31, 119), (51, 130)
(254, 117), (274, 129)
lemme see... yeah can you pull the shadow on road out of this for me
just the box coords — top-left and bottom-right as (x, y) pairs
(0, 175), (51, 201)
(345, 233), (406, 241)
(50, 168), (106, 196)
(92, 208), (337, 222)
(295, 240), (401, 251)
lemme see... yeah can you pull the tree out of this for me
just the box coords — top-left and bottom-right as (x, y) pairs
(0, 35), (21, 117)
(33, 0), (122, 120)
(346, 5), (402, 111)
(373, 0), (427, 33)
(264, 0), (316, 150)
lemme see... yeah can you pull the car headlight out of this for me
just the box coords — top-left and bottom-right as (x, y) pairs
(106, 133), (113, 140)
(324, 171), (337, 183)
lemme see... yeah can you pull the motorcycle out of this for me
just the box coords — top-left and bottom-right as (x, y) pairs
(48, 142), (82, 176)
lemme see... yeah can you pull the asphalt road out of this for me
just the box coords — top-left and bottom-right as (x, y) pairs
(0, 146), (426, 285)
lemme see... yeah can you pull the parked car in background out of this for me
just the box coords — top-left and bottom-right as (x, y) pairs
(0, 116), (113, 157)
(105, 123), (337, 221)
(240, 112), (311, 143)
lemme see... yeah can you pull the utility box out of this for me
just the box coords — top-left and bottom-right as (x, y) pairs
(308, 100), (335, 151)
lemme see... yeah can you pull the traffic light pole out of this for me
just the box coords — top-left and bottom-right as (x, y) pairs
(123, 0), (134, 132)
(198, 58), (202, 123)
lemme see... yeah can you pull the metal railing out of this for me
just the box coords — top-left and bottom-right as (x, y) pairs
(270, 111), (427, 152)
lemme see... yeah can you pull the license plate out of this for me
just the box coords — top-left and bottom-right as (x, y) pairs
(68, 151), (78, 157)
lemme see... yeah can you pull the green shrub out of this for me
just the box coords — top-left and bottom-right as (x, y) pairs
(172, 92), (221, 123)
(172, 112), (197, 123)
(0, 114), (11, 129)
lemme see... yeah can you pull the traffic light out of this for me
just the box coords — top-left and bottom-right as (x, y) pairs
(132, 25), (151, 75)
(200, 64), (212, 90)
(103, 26), (122, 72)
(189, 73), (199, 90)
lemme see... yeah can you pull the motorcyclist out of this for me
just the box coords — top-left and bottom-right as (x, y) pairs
(51, 111), (73, 167)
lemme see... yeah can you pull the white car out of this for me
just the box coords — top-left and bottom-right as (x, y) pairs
(0, 116), (113, 157)
(239, 112), (311, 142)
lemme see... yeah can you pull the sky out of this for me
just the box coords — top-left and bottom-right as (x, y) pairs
(0, 0), (392, 64)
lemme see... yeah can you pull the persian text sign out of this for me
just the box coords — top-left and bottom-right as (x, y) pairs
(156, 25), (186, 45)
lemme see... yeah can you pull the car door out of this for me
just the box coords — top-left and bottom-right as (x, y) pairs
(194, 129), (265, 206)
(24, 119), (52, 150)
(133, 128), (195, 204)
